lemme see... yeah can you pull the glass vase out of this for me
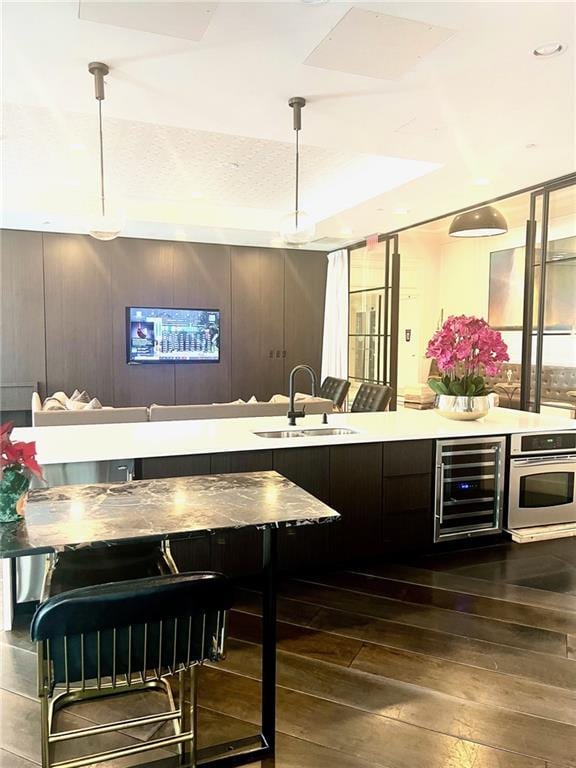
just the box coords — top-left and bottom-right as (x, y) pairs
(0, 466), (29, 523)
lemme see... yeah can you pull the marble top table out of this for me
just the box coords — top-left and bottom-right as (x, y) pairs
(0, 471), (340, 558)
(1, 470), (339, 768)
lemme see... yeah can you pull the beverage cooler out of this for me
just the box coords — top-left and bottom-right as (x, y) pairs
(434, 437), (506, 542)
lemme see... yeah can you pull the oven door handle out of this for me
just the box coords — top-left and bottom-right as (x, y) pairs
(512, 455), (576, 467)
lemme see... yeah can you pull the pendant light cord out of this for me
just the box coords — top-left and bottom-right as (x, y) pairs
(295, 125), (299, 229)
(98, 98), (106, 218)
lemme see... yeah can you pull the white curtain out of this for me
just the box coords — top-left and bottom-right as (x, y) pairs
(321, 249), (349, 382)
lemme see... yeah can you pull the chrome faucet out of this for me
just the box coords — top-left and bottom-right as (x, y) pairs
(287, 365), (318, 426)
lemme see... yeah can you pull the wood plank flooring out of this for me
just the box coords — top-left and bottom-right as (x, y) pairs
(1, 538), (576, 767)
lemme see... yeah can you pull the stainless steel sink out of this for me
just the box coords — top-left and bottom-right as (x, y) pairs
(300, 428), (356, 436)
(254, 427), (356, 439)
(254, 430), (307, 439)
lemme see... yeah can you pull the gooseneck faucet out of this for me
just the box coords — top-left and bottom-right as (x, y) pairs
(287, 365), (318, 426)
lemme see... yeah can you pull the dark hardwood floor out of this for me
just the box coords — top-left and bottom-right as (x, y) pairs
(2, 537), (576, 767)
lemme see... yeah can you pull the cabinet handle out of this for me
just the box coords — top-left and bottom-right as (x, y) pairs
(276, 350), (281, 358)
(282, 350), (286, 358)
(269, 350), (274, 358)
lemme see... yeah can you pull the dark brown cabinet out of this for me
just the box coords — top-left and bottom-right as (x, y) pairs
(284, 249), (327, 388)
(174, 243), (232, 405)
(231, 247), (285, 401)
(0, 230), (46, 397)
(110, 239), (176, 407)
(382, 441), (433, 552)
(273, 447), (331, 571)
(231, 247), (328, 402)
(43, 234), (114, 403)
(329, 443), (383, 562)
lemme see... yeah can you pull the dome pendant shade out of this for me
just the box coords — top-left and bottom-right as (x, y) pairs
(280, 210), (315, 245)
(449, 205), (508, 237)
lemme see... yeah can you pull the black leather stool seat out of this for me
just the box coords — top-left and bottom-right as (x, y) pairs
(351, 383), (393, 412)
(319, 376), (350, 409)
(31, 572), (234, 685)
(48, 542), (172, 596)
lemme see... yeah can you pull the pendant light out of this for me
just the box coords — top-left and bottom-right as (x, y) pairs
(449, 205), (508, 237)
(87, 62), (122, 241)
(279, 97), (316, 245)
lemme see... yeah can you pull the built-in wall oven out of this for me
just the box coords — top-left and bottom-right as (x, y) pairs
(508, 431), (576, 529)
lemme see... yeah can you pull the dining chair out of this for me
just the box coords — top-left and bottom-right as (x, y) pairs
(350, 383), (393, 412)
(318, 376), (350, 410)
(31, 571), (234, 768)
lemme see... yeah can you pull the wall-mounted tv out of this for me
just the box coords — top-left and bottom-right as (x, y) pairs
(126, 307), (220, 364)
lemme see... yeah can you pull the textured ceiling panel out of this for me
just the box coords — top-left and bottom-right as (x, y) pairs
(78, 1), (217, 41)
(305, 8), (454, 80)
(1, 104), (439, 227)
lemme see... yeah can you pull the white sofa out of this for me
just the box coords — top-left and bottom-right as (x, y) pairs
(31, 393), (333, 426)
(149, 397), (333, 422)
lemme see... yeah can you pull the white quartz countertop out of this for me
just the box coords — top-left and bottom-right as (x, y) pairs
(13, 408), (575, 466)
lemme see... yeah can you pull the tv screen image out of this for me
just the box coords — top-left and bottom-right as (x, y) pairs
(126, 307), (220, 363)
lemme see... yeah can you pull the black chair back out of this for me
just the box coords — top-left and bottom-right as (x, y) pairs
(31, 572), (233, 687)
(351, 383), (393, 413)
(319, 377), (350, 409)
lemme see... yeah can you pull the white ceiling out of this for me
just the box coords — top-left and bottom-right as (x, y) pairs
(1, 1), (574, 249)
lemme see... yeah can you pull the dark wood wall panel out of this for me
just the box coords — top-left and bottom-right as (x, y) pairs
(110, 238), (175, 406)
(43, 234), (113, 403)
(0, 230), (46, 396)
(284, 249), (327, 391)
(231, 248), (285, 401)
(173, 243), (231, 405)
(1, 229), (328, 409)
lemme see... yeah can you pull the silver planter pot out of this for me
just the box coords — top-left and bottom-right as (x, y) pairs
(434, 395), (491, 421)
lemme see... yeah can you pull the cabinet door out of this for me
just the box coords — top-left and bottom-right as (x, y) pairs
(231, 248), (284, 401)
(43, 234), (113, 404)
(173, 243), (231, 405)
(273, 447), (330, 572)
(139, 454), (211, 479)
(209, 451), (273, 576)
(283, 249), (327, 385)
(110, 238), (175, 407)
(329, 443), (383, 562)
(382, 440), (433, 553)
(0, 230), (46, 398)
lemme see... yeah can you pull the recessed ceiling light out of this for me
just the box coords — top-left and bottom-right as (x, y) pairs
(394, 207), (410, 215)
(301, 0), (330, 5)
(533, 42), (565, 57)
(472, 177), (490, 186)
(526, 143), (538, 149)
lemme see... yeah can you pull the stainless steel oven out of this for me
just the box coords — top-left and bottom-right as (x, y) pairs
(508, 431), (576, 529)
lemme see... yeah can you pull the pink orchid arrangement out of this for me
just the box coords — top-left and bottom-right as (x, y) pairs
(426, 315), (509, 397)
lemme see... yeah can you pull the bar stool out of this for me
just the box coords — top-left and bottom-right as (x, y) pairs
(319, 377), (350, 410)
(351, 383), (393, 412)
(31, 571), (234, 768)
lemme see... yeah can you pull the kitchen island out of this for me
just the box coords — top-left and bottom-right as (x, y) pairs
(12, 407), (574, 466)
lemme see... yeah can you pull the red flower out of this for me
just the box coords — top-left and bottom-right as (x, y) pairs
(1, 421), (43, 479)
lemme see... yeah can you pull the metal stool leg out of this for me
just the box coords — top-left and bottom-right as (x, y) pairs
(178, 665), (198, 767)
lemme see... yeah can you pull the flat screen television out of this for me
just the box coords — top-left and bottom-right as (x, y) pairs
(126, 307), (220, 364)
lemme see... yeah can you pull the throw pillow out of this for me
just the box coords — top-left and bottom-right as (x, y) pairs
(65, 399), (88, 410)
(43, 397), (66, 411)
(51, 391), (68, 405)
(85, 398), (103, 410)
(247, 395), (258, 404)
(70, 390), (91, 404)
